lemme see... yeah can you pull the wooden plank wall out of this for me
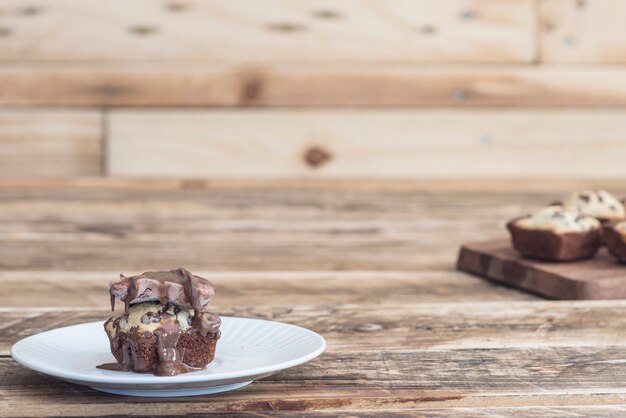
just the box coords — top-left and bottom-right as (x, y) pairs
(0, 0), (624, 179)
(109, 110), (626, 179)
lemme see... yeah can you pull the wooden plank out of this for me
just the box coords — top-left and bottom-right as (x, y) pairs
(3, 180), (626, 415)
(0, 0), (534, 63)
(0, 65), (241, 107)
(540, 0), (626, 63)
(458, 240), (626, 300)
(0, 110), (102, 178)
(0, 271), (536, 309)
(0, 177), (624, 193)
(8, 64), (626, 107)
(3, 300), (626, 354)
(0, 179), (620, 272)
(0, 179), (588, 271)
(231, 65), (626, 107)
(5, 346), (626, 414)
(0, 360), (626, 417)
(0, 354), (624, 416)
(109, 109), (626, 179)
(5, 300), (626, 413)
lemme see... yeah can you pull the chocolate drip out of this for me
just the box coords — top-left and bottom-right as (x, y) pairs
(153, 320), (188, 376)
(97, 330), (133, 372)
(97, 329), (155, 373)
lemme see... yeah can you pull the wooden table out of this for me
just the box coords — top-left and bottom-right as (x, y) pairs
(3, 179), (626, 417)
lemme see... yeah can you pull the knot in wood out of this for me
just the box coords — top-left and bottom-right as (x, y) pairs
(304, 146), (332, 168)
(241, 77), (263, 102)
(354, 323), (383, 332)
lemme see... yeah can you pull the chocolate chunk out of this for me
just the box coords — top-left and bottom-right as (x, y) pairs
(193, 312), (222, 337)
(579, 193), (591, 203)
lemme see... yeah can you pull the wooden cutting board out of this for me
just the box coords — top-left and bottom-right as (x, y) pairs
(457, 240), (626, 300)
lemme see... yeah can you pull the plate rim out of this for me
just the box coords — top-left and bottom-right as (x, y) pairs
(11, 316), (326, 385)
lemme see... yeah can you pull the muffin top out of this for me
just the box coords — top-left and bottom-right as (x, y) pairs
(514, 206), (600, 234)
(563, 189), (625, 221)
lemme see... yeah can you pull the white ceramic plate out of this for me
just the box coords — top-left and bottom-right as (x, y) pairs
(11, 317), (325, 397)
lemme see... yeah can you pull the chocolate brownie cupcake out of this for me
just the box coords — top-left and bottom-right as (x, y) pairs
(563, 189), (626, 223)
(602, 221), (626, 263)
(507, 206), (601, 262)
(98, 268), (221, 376)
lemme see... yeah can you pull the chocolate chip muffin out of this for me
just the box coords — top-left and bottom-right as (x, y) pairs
(98, 268), (221, 376)
(563, 189), (626, 223)
(507, 206), (602, 262)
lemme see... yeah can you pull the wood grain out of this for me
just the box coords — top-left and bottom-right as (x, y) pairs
(3, 180), (626, 415)
(540, 0), (626, 63)
(0, 270), (535, 309)
(109, 109), (626, 179)
(5, 352), (626, 416)
(3, 300), (626, 354)
(0, 110), (102, 178)
(0, 0), (534, 63)
(5, 301), (626, 414)
(7, 64), (626, 107)
(458, 240), (626, 300)
(0, 65), (241, 107)
(0, 179), (588, 271)
(0, 177), (622, 192)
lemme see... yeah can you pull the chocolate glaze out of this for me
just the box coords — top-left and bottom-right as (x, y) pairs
(109, 268), (215, 314)
(97, 328), (150, 373)
(153, 320), (189, 376)
(98, 268), (220, 376)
